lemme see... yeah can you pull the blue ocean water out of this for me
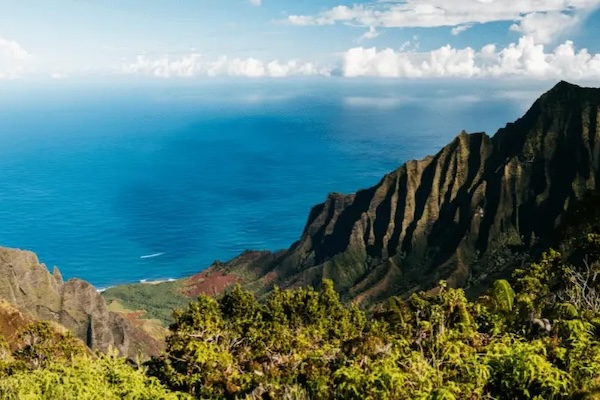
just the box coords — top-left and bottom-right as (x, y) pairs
(0, 80), (537, 288)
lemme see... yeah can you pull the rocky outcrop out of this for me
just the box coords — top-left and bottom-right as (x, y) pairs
(206, 81), (600, 303)
(0, 247), (161, 358)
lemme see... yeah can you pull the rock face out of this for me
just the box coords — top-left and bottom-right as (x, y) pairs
(0, 247), (160, 358)
(207, 81), (600, 303)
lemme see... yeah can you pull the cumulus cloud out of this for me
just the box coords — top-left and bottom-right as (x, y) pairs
(0, 36), (30, 79)
(249, 0), (261, 6)
(122, 54), (330, 78)
(341, 36), (600, 79)
(287, 0), (600, 44)
(123, 36), (600, 81)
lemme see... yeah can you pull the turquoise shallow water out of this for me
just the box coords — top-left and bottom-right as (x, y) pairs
(0, 80), (532, 288)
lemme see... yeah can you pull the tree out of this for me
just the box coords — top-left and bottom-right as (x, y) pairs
(13, 321), (86, 370)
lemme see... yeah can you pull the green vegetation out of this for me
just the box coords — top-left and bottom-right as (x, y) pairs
(6, 241), (600, 398)
(0, 355), (187, 400)
(143, 251), (600, 399)
(7, 230), (600, 399)
(102, 280), (190, 325)
(140, 195), (600, 399)
(0, 321), (185, 399)
(8, 196), (600, 399)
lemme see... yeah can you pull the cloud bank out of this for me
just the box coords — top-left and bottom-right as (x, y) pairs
(287, 0), (600, 44)
(122, 54), (330, 78)
(341, 36), (600, 79)
(122, 37), (600, 81)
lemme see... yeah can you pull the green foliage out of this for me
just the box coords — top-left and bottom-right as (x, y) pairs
(0, 322), (183, 399)
(513, 249), (565, 314)
(145, 239), (600, 400)
(6, 247), (600, 399)
(11, 321), (87, 370)
(491, 279), (516, 312)
(0, 335), (11, 375)
(140, 274), (564, 398)
(148, 280), (369, 399)
(12, 198), (600, 398)
(0, 354), (187, 399)
(485, 337), (570, 398)
(102, 281), (190, 325)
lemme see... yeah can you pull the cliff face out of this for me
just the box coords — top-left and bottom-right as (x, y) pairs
(206, 81), (600, 303)
(0, 247), (161, 358)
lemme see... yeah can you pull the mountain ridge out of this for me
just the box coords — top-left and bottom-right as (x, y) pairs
(172, 80), (600, 305)
(3, 80), (600, 355)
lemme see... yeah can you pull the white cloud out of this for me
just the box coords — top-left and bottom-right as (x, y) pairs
(123, 54), (204, 78)
(509, 11), (582, 44)
(341, 36), (600, 79)
(343, 96), (408, 108)
(287, 0), (600, 44)
(0, 37), (29, 60)
(249, 0), (261, 5)
(122, 54), (330, 78)
(343, 45), (480, 78)
(359, 26), (380, 40)
(0, 36), (30, 79)
(451, 24), (472, 36)
(124, 36), (600, 81)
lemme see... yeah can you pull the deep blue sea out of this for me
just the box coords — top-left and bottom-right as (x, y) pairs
(0, 79), (544, 288)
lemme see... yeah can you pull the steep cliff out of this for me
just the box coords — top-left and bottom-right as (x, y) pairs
(0, 247), (162, 358)
(191, 81), (600, 304)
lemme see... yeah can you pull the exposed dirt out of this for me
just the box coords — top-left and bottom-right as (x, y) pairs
(181, 269), (241, 298)
(261, 271), (279, 286)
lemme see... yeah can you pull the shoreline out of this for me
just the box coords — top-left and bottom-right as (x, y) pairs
(96, 278), (177, 293)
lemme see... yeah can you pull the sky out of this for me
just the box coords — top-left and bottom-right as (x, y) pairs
(1, 0), (600, 82)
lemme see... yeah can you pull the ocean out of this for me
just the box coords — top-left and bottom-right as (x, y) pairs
(0, 79), (542, 288)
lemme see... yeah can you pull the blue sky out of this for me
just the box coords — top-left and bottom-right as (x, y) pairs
(1, 0), (600, 81)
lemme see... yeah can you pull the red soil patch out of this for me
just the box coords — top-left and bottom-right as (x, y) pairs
(182, 269), (241, 298)
(111, 308), (166, 356)
(261, 271), (278, 286)
(122, 310), (146, 322)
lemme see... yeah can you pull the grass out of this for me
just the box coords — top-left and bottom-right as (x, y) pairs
(102, 281), (191, 326)
(106, 299), (169, 342)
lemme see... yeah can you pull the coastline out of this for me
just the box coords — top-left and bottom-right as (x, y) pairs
(96, 277), (177, 293)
